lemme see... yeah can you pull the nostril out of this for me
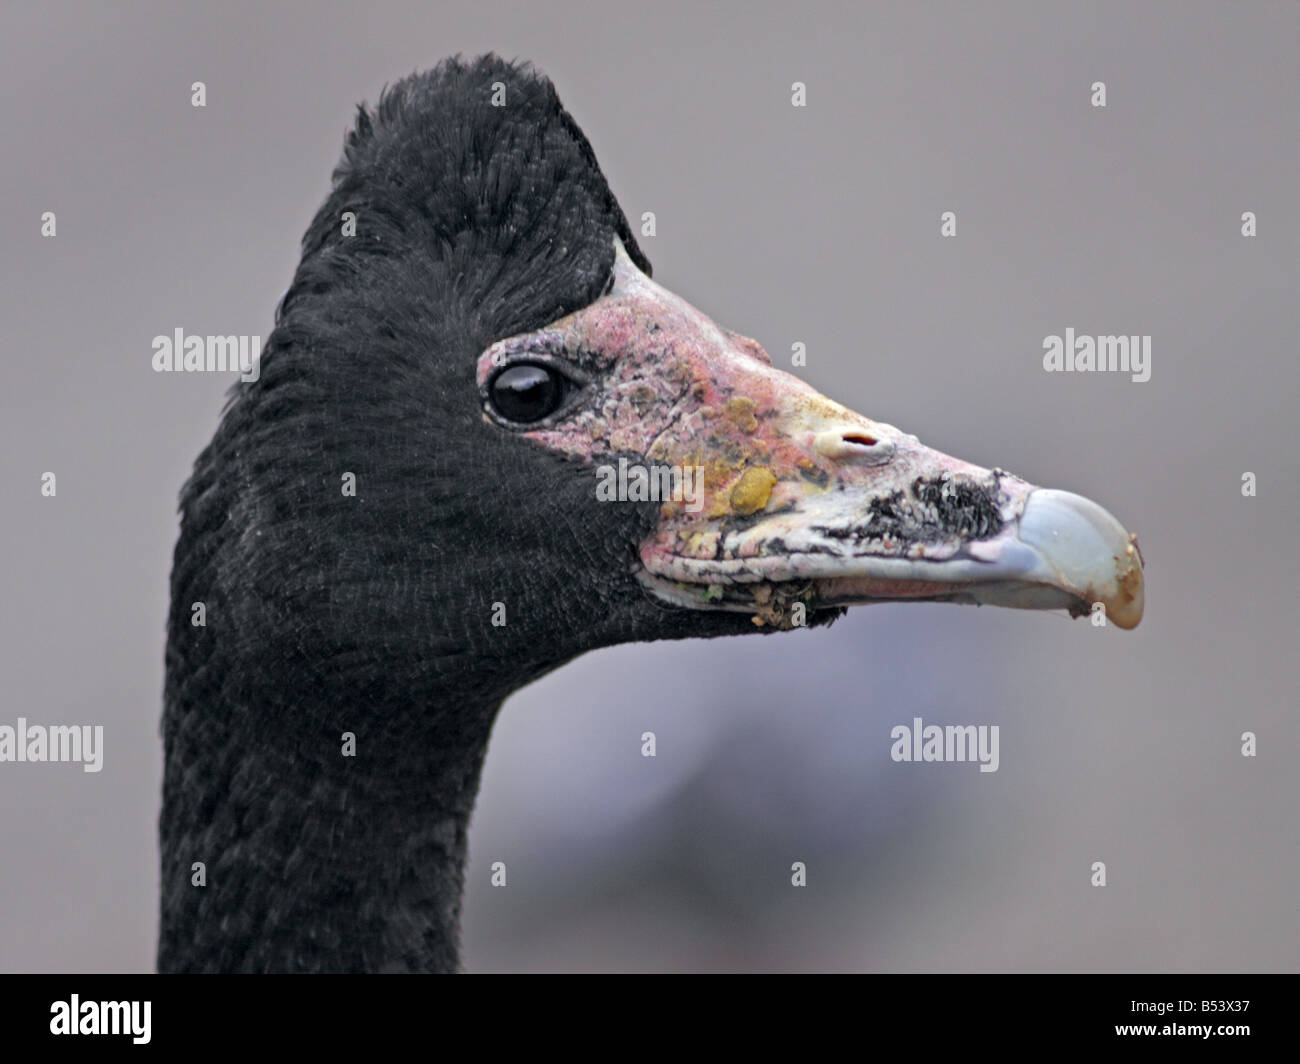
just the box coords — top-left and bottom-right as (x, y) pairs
(813, 428), (894, 465)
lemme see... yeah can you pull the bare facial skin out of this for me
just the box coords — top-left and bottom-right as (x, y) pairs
(479, 241), (1143, 631)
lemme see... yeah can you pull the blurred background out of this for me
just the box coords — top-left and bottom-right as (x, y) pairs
(1, 0), (1296, 972)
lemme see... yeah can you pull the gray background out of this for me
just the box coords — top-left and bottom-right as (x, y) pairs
(2, 0), (1296, 972)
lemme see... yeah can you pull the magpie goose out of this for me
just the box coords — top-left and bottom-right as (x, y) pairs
(159, 55), (1143, 973)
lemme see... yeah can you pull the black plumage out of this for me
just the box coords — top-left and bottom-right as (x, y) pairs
(160, 52), (1143, 974)
(159, 56), (790, 973)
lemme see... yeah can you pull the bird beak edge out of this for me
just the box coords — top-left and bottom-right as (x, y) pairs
(487, 240), (1145, 631)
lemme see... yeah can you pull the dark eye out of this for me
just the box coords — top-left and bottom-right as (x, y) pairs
(488, 363), (568, 424)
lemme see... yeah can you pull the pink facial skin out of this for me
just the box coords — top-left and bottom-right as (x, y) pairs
(477, 242), (1144, 630)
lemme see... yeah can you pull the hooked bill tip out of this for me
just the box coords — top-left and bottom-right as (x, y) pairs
(1017, 489), (1145, 629)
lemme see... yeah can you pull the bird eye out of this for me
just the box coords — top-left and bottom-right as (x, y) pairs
(488, 363), (568, 424)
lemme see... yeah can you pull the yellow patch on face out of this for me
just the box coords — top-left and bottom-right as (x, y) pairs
(722, 397), (759, 434)
(729, 467), (778, 516)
